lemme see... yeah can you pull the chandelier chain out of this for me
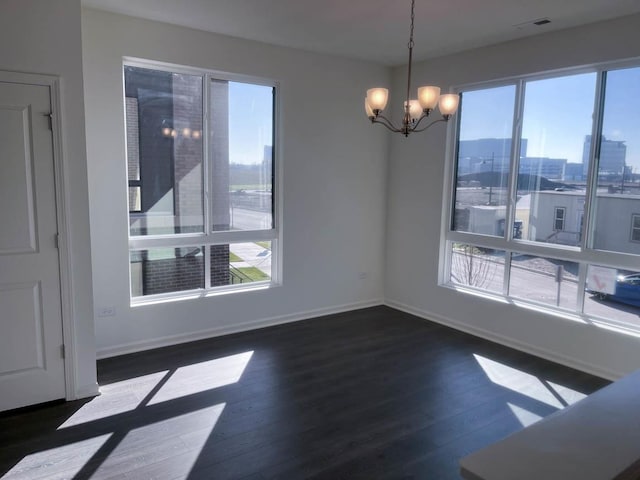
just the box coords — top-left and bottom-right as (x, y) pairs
(405, 0), (416, 127)
(408, 0), (415, 49)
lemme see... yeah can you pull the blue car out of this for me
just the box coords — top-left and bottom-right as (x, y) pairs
(590, 273), (640, 308)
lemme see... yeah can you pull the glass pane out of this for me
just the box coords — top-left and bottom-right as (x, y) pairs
(130, 246), (204, 297)
(125, 66), (204, 236)
(449, 243), (505, 294)
(210, 80), (274, 231)
(509, 254), (578, 310)
(210, 242), (272, 287)
(591, 67), (640, 254)
(453, 85), (516, 236)
(517, 73), (597, 247)
(584, 265), (640, 327)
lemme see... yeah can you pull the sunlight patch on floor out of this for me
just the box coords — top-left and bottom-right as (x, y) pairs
(57, 371), (169, 429)
(91, 404), (225, 479)
(474, 354), (585, 409)
(507, 402), (543, 427)
(546, 380), (587, 405)
(2, 434), (112, 480)
(148, 351), (253, 405)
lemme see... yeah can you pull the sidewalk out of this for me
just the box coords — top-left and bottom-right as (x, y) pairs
(229, 242), (272, 276)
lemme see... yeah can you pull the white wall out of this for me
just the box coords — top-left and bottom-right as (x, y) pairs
(82, 9), (389, 356)
(0, 0), (97, 398)
(385, 14), (640, 379)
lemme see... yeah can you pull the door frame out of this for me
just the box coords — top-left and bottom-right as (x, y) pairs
(0, 70), (79, 401)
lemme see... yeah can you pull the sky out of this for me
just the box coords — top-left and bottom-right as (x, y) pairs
(459, 66), (640, 171)
(228, 81), (273, 165)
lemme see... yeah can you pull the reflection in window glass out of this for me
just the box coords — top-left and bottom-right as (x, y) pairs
(125, 66), (204, 236)
(212, 241), (272, 287)
(584, 265), (640, 327)
(130, 247), (204, 297)
(591, 67), (640, 255)
(518, 73), (596, 247)
(453, 86), (516, 236)
(449, 243), (504, 294)
(211, 80), (274, 232)
(509, 254), (578, 310)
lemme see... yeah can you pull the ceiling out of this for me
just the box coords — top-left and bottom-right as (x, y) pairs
(82, 0), (640, 66)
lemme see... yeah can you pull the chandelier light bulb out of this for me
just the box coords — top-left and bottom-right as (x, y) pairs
(366, 88), (389, 112)
(439, 94), (460, 116)
(418, 86), (441, 110)
(405, 99), (422, 121)
(365, 98), (375, 118)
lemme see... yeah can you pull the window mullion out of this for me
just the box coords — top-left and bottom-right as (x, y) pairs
(203, 73), (212, 289)
(505, 79), (526, 242)
(582, 70), (607, 251)
(577, 262), (588, 313)
(503, 250), (512, 296)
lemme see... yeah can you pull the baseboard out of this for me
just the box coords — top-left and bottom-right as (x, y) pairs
(71, 382), (101, 400)
(96, 299), (384, 359)
(384, 299), (622, 381)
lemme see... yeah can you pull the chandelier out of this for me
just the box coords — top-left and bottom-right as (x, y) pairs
(365, 0), (460, 137)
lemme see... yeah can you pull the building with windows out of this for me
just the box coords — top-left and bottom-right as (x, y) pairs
(526, 190), (640, 255)
(3, 2), (640, 476)
(458, 138), (567, 180)
(582, 135), (628, 178)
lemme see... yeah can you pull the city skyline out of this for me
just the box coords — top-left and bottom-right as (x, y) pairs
(459, 66), (640, 173)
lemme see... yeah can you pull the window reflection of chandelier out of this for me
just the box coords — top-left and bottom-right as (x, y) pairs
(161, 126), (201, 139)
(161, 120), (201, 139)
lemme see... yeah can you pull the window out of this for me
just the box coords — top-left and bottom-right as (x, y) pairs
(554, 207), (566, 231)
(632, 215), (640, 242)
(444, 63), (640, 330)
(517, 73), (596, 247)
(508, 254), (578, 311)
(591, 67), (640, 254)
(449, 244), (505, 294)
(453, 85), (516, 236)
(124, 63), (278, 300)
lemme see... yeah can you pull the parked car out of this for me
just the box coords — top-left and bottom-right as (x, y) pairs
(589, 273), (640, 307)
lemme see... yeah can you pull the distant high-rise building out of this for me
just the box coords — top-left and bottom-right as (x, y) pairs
(565, 163), (584, 181)
(582, 135), (627, 177)
(458, 138), (527, 175)
(458, 138), (566, 180)
(518, 157), (566, 180)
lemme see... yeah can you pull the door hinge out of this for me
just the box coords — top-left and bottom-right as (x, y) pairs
(61, 344), (66, 359)
(55, 233), (60, 249)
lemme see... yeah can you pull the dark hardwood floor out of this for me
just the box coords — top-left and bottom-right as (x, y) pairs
(0, 306), (609, 479)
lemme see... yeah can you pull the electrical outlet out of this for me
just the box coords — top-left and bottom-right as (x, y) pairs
(98, 306), (116, 317)
(358, 272), (369, 280)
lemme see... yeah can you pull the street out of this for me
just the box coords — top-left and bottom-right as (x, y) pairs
(451, 250), (640, 327)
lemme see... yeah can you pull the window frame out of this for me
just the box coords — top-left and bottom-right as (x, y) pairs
(123, 58), (282, 304)
(554, 207), (566, 231)
(440, 58), (640, 331)
(631, 214), (640, 243)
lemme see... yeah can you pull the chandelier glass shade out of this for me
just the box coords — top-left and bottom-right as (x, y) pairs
(365, 0), (460, 137)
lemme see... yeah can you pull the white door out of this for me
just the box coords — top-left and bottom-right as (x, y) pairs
(0, 80), (66, 411)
